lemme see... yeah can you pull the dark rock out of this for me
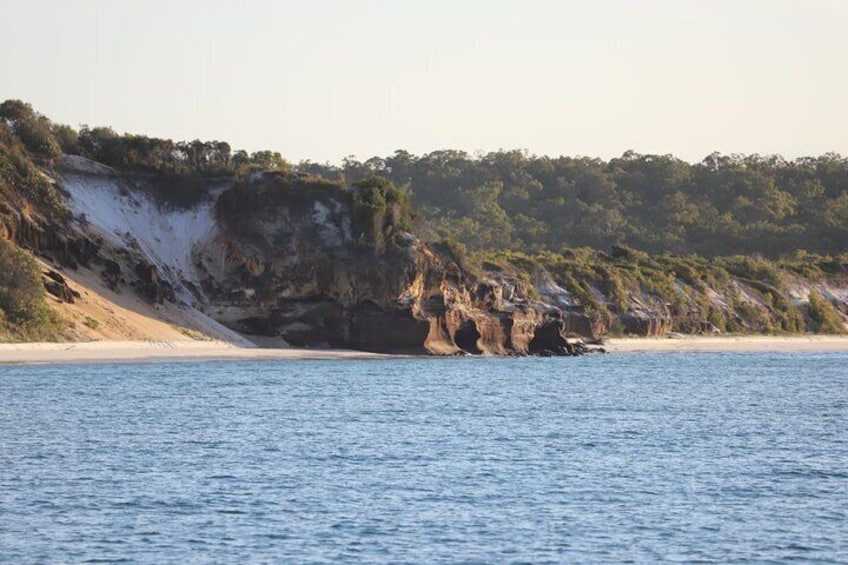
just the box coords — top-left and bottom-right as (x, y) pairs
(453, 319), (482, 354)
(529, 320), (577, 356)
(43, 277), (75, 304)
(347, 301), (430, 353)
(101, 259), (122, 291)
(621, 309), (673, 336)
(104, 259), (121, 276)
(134, 261), (175, 303)
(0, 210), (98, 269)
(698, 320), (721, 334)
(43, 269), (67, 285)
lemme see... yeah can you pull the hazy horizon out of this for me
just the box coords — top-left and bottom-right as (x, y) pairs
(2, 0), (846, 165)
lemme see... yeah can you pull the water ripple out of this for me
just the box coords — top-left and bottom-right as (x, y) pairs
(1, 353), (847, 563)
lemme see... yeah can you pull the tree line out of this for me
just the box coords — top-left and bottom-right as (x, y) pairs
(0, 99), (288, 176)
(4, 98), (847, 259)
(301, 149), (848, 258)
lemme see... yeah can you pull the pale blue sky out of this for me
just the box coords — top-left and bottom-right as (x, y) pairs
(2, 0), (846, 163)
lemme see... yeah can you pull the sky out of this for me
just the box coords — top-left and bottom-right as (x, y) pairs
(1, 0), (846, 164)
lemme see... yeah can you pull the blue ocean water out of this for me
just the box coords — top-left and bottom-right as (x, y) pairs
(1, 353), (846, 564)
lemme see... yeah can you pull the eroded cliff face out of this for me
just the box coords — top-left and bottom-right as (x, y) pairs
(188, 171), (603, 354)
(16, 155), (845, 351)
(17, 159), (599, 354)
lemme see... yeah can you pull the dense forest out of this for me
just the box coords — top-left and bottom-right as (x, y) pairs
(301, 150), (848, 258)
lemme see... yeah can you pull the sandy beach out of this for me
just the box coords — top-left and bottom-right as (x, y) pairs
(0, 340), (390, 365)
(2, 335), (848, 365)
(606, 335), (848, 353)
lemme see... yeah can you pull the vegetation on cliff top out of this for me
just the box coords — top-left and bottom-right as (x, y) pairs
(216, 171), (346, 237)
(0, 99), (289, 178)
(304, 150), (848, 259)
(6, 98), (846, 260)
(0, 111), (68, 225)
(351, 176), (413, 248)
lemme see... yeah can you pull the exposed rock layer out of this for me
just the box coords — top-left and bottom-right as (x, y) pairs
(193, 172), (605, 354)
(8, 157), (846, 352)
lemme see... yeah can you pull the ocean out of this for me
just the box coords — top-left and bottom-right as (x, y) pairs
(1, 353), (846, 563)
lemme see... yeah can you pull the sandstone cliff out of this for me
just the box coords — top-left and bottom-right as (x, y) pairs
(9, 159), (596, 354)
(4, 152), (846, 350)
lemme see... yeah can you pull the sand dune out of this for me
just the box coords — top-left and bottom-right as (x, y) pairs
(10, 260), (386, 365)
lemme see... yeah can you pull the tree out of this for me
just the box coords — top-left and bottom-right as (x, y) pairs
(250, 150), (288, 170)
(0, 99), (61, 157)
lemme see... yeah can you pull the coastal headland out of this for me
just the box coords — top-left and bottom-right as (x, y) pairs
(1, 101), (847, 356)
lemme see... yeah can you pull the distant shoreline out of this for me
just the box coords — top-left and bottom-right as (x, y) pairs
(606, 335), (848, 353)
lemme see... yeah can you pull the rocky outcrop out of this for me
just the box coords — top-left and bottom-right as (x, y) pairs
(134, 261), (175, 304)
(4, 114), (847, 348)
(620, 309), (673, 336)
(0, 204), (98, 269)
(42, 269), (80, 304)
(185, 172), (604, 355)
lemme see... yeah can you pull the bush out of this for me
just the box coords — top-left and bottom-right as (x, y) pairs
(610, 244), (649, 263)
(0, 99), (62, 157)
(807, 292), (845, 334)
(0, 239), (62, 340)
(0, 123), (69, 221)
(352, 176), (413, 245)
(718, 255), (785, 288)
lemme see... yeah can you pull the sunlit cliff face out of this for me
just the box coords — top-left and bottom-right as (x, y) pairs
(53, 159), (604, 355)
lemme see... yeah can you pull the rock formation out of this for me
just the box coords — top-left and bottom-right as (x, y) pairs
(191, 171), (603, 354)
(8, 154), (843, 351)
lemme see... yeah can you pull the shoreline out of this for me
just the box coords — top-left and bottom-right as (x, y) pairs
(605, 335), (848, 353)
(0, 340), (391, 365)
(2, 335), (848, 365)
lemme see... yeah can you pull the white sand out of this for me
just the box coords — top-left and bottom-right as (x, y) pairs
(61, 161), (221, 306)
(0, 340), (390, 365)
(4, 336), (848, 365)
(606, 335), (848, 353)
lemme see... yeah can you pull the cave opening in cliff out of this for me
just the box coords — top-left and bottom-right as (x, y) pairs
(454, 320), (482, 354)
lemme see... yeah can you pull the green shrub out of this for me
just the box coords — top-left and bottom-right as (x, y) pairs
(719, 255), (785, 288)
(352, 176), (413, 244)
(434, 238), (470, 270)
(610, 244), (649, 263)
(0, 239), (62, 341)
(807, 292), (845, 334)
(0, 99), (62, 157)
(0, 134), (69, 221)
(706, 307), (727, 332)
